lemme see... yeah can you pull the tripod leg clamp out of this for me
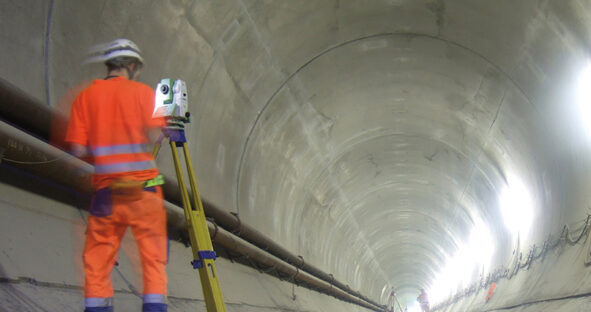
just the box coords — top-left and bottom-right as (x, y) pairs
(191, 250), (217, 269)
(163, 128), (187, 146)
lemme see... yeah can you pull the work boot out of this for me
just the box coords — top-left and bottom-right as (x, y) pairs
(84, 307), (113, 312)
(142, 303), (167, 312)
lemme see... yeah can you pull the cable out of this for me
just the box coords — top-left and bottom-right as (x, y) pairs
(113, 263), (141, 298)
(433, 213), (591, 311)
(482, 290), (591, 311)
(0, 163), (141, 298)
(0, 145), (69, 165)
(1, 157), (64, 165)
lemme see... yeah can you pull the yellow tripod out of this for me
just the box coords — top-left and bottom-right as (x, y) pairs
(153, 125), (226, 312)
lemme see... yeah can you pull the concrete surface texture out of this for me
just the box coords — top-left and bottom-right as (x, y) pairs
(2, 0), (591, 311)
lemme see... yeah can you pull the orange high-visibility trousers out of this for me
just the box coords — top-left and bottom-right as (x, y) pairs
(83, 186), (167, 300)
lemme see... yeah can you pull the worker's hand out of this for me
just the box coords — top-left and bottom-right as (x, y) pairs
(73, 167), (92, 190)
(70, 143), (89, 159)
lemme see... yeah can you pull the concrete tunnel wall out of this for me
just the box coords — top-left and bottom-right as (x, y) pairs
(3, 0), (591, 311)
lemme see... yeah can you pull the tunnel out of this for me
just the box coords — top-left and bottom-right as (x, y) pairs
(2, 1), (591, 311)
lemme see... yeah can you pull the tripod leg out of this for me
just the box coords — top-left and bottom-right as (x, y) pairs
(169, 141), (192, 224)
(152, 141), (162, 158)
(152, 132), (165, 158)
(168, 141), (226, 312)
(180, 143), (212, 248)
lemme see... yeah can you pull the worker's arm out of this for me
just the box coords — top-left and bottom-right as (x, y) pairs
(67, 142), (91, 189)
(147, 126), (164, 157)
(141, 84), (165, 152)
(65, 93), (89, 159)
(148, 127), (163, 145)
(70, 142), (89, 159)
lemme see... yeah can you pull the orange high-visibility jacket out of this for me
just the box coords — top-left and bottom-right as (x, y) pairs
(65, 76), (164, 189)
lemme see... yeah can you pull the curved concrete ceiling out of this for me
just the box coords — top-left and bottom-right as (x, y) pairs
(4, 0), (591, 310)
(224, 0), (591, 305)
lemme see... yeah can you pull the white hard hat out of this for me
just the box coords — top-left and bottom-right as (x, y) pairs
(85, 38), (144, 64)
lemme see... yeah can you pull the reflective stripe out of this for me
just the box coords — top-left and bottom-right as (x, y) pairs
(95, 160), (155, 174)
(92, 143), (149, 157)
(144, 175), (164, 188)
(143, 294), (167, 304)
(85, 297), (113, 307)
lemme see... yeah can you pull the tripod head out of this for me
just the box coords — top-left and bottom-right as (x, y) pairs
(153, 78), (190, 129)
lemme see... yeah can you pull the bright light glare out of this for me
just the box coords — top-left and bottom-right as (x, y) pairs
(499, 176), (533, 237)
(468, 222), (494, 269)
(577, 63), (591, 137)
(408, 301), (422, 312)
(427, 222), (495, 305)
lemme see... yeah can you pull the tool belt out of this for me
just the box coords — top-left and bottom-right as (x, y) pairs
(109, 175), (164, 201)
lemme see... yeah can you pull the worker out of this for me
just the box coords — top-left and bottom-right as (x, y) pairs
(485, 282), (496, 302)
(65, 38), (167, 312)
(417, 288), (429, 312)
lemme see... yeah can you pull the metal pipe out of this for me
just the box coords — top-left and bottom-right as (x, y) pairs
(0, 120), (93, 194)
(204, 217), (384, 312)
(0, 78), (65, 141)
(165, 200), (382, 311)
(0, 78), (385, 311)
(0, 121), (383, 311)
(194, 194), (380, 306)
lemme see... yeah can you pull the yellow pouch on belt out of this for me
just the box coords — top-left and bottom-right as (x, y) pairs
(109, 179), (144, 201)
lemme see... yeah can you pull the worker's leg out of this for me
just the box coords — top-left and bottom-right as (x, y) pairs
(83, 189), (127, 312)
(130, 186), (168, 312)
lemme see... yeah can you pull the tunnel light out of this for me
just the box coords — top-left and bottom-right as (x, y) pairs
(468, 222), (494, 270)
(453, 247), (473, 287)
(577, 63), (591, 137)
(427, 223), (494, 305)
(429, 259), (454, 304)
(408, 301), (422, 312)
(499, 176), (533, 237)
